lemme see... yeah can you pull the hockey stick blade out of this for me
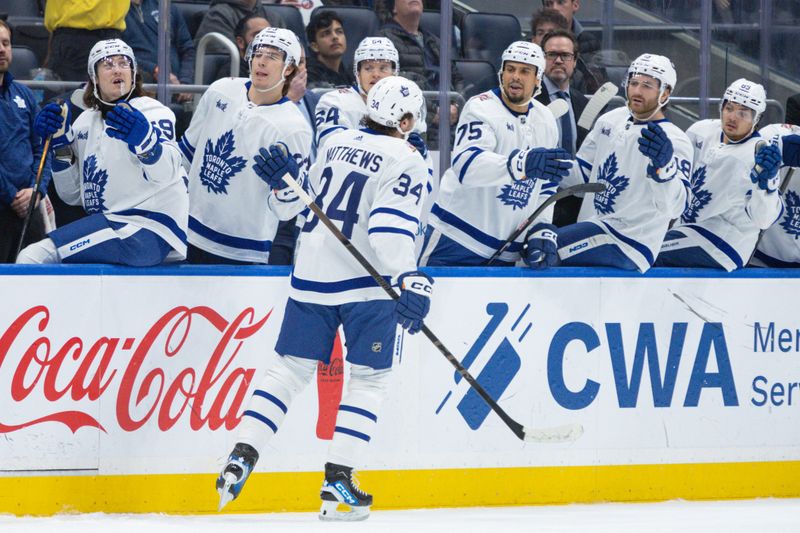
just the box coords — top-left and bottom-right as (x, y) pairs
(547, 98), (569, 120)
(485, 181), (606, 265)
(279, 171), (583, 443)
(577, 82), (618, 130)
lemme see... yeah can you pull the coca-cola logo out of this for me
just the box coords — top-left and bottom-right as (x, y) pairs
(0, 305), (271, 434)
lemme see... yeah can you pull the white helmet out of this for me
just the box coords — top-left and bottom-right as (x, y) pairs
(500, 41), (546, 76)
(626, 53), (677, 91)
(353, 37), (399, 91)
(722, 78), (766, 117)
(87, 39), (137, 84)
(367, 76), (424, 136)
(246, 27), (302, 68)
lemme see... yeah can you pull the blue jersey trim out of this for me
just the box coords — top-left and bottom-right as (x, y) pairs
(577, 157), (592, 183)
(188, 216), (271, 253)
(338, 404), (378, 422)
(319, 125), (346, 140)
(599, 220), (655, 265)
(430, 204), (523, 253)
(290, 274), (391, 293)
(178, 137), (194, 161)
(369, 207), (419, 225)
(684, 224), (744, 269)
(137, 142), (163, 165)
(115, 208), (187, 244)
(458, 148), (484, 183)
(368, 226), (416, 240)
(243, 410), (278, 433)
(253, 389), (288, 414)
(753, 250), (799, 268)
(334, 426), (371, 442)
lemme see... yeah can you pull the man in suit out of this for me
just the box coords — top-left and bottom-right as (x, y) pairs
(535, 29), (588, 226)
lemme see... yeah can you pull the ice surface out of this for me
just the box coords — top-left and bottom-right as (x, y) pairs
(0, 499), (798, 533)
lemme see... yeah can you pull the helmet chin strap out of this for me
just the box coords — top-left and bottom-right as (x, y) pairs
(251, 62), (289, 95)
(93, 76), (135, 107)
(627, 85), (669, 122)
(497, 69), (540, 109)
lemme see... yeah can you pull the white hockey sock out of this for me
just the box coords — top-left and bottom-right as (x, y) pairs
(237, 355), (316, 453)
(327, 364), (392, 467)
(16, 238), (59, 264)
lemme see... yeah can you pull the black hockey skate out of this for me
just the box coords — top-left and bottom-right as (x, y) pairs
(216, 442), (259, 511)
(319, 462), (373, 521)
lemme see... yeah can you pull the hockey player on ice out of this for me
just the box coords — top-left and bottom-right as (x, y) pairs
(655, 79), (784, 271)
(553, 53), (693, 272)
(216, 76), (431, 521)
(750, 122), (800, 267)
(418, 40), (572, 267)
(17, 39), (188, 265)
(178, 27), (312, 264)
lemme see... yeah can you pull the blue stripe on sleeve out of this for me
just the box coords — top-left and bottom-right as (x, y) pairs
(188, 216), (271, 252)
(178, 137), (194, 161)
(577, 157), (592, 183)
(458, 148), (484, 183)
(369, 207), (419, 225)
(430, 204), (523, 253)
(368, 227), (416, 240)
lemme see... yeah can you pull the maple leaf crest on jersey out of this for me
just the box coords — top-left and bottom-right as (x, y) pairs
(82, 154), (109, 214)
(681, 165), (712, 223)
(496, 178), (536, 211)
(200, 130), (247, 195)
(781, 190), (800, 239)
(593, 153), (629, 215)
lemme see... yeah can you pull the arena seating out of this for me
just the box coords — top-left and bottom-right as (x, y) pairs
(460, 12), (522, 71)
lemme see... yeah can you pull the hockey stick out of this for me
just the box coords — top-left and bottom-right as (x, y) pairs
(13, 135), (52, 261)
(485, 182), (607, 266)
(279, 171), (583, 443)
(577, 81), (618, 130)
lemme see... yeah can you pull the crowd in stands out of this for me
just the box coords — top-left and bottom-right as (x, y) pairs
(1, 0), (800, 270)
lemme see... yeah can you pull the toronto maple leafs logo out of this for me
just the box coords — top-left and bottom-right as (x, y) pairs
(200, 130), (247, 194)
(781, 190), (800, 239)
(216, 99), (228, 112)
(681, 165), (712, 223)
(497, 178), (536, 210)
(82, 155), (108, 214)
(593, 153), (629, 215)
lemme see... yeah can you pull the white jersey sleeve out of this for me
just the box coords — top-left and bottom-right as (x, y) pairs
(314, 87), (367, 150)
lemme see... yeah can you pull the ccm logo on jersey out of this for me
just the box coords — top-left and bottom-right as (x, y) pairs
(69, 239), (91, 251)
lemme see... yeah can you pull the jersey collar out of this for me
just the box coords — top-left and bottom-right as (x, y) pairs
(492, 87), (532, 117)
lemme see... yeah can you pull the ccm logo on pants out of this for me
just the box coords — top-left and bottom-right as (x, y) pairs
(70, 239), (91, 251)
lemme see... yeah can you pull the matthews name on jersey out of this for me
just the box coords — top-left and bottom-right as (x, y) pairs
(290, 128), (428, 306)
(428, 88), (559, 263)
(563, 106), (693, 272)
(663, 119), (784, 271)
(53, 96), (189, 257)
(179, 77), (312, 263)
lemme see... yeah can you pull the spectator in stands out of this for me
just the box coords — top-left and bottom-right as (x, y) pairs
(123, 0), (196, 104)
(378, 0), (463, 92)
(212, 14), (271, 81)
(540, 0), (599, 56)
(194, 0), (284, 54)
(44, 0), (130, 81)
(305, 11), (354, 89)
(535, 29), (589, 227)
(0, 20), (51, 263)
(530, 8), (569, 46)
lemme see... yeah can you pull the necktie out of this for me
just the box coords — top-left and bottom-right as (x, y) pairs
(555, 91), (574, 155)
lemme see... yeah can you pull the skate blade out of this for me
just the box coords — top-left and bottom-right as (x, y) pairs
(217, 474), (237, 512)
(319, 500), (370, 522)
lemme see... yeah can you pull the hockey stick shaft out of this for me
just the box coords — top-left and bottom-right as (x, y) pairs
(14, 135), (52, 261)
(281, 173), (563, 442)
(485, 181), (606, 266)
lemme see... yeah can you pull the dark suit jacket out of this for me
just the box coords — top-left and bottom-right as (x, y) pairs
(535, 85), (590, 227)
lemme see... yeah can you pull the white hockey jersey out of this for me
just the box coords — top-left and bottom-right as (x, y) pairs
(314, 86), (366, 150)
(752, 123), (800, 267)
(429, 88), (560, 263)
(662, 119), (783, 271)
(53, 96), (189, 257)
(563, 106), (693, 272)
(179, 78), (312, 263)
(290, 128), (428, 306)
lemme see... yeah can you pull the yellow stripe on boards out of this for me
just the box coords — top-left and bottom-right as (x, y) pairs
(3, 462), (800, 516)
